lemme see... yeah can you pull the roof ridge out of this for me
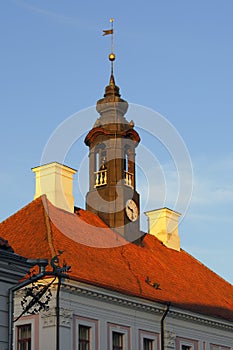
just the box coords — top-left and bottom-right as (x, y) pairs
(41, 195), (56, 259)
(1, 196), (48, 227)
(0, 199), (37, 225)
(182, 248), (233, 287)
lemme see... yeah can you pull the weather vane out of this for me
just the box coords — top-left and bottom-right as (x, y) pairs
(103, 18), (115, 74)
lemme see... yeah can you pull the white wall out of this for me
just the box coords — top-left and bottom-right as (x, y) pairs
(13, 279), (233, 350)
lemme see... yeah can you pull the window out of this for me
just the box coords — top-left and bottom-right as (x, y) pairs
(17, 324), (31, 350)
(182, 346), (192, 350)
(139, 330), (159, 350)
(176, 337), (198, 350)
(79, 325), (90, 350)
(75, 316), (98, 350)
(143, 338), (153, 350)
(112, 331), (123, 350)
(94, 145), (107, 187)
(124, 150), (129, 172)
(108, 323), (130, 350)
(124, 147), (134, 188)
(94, 145), (106, 172)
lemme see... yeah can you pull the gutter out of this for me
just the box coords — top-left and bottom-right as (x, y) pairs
(161, 302), (171, 350)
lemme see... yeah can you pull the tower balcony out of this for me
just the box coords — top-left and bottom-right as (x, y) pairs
(94, 169), (107, 187)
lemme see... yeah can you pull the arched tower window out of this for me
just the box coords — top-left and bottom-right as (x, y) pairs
(124, 150), (129, 173)
(124, 146), (134, 188)
(94, 144), (107, 187)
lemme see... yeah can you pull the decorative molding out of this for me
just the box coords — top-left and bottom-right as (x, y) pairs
(41, 307), (72, 328)
(60, 308), (73, 328)
(63, 283), (233, 331)
(164, 330), (176, 348)
(41, 308), (56, 328)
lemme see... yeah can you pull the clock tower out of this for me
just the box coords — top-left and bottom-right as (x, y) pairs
(85, 53), (141, 242)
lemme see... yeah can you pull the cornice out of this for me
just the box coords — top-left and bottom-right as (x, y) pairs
(84, 126), (140, 146)
(168, 310), (233, 331)
(63, 283), (163, 315)
(63, 283), (233, 332)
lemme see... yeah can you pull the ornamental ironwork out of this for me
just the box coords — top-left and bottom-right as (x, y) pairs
(14, 251), (71, 322)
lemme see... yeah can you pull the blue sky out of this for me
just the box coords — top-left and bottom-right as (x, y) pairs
(1, 0), (233, 283)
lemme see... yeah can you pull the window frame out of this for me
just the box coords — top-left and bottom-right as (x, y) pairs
(17, 324), (32, 350)
(75, 316), (99, 350)
(14, 316), (36, 350)
(108, 323), (130, 350)
(176, 337), (199, 350)
(139, 330), (159, 350)
(112, 331), (124, 350)
(181, 345), (192, 350)
(143, 337), (154, 350)
(79, 324), (91, 350)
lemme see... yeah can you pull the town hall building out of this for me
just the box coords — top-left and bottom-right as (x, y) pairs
(1, 50), (233, 350)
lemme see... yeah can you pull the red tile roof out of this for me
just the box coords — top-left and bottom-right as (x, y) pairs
(1, 195), (233, 322)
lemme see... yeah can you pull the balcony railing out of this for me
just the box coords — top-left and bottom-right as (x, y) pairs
(124, 171), (134, 188)
(94, 169), (107, 187)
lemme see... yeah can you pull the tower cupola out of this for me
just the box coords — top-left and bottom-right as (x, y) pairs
(95, 63), (129, 131)
(84, 25), (141, 242)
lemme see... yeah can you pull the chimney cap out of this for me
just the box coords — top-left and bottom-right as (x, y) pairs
(144, 207), (181, 216)
(31, 161), (77, 173)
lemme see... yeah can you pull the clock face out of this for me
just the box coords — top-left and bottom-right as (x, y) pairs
(125, 199), (138, 222)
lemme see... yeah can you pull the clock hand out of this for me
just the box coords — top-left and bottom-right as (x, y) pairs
(127, 206), (134, 220)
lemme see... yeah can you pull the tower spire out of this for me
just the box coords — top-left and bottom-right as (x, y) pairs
(109, 18), (115, 79)
(103, 18), (116, 85)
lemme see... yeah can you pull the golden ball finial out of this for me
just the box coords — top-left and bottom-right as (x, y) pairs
(109, 52), (115, 61)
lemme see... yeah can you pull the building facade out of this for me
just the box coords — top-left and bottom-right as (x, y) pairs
(0, 238), (32, 350)
(13, 279), (233, 350)
(1, 55), (233, 350)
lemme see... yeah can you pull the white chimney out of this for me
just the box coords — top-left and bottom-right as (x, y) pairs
(144, 208), (181, 251)
(32, 162), (77, 213)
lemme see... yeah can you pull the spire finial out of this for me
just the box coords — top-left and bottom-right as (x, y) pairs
(103, 18), (116, 80)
